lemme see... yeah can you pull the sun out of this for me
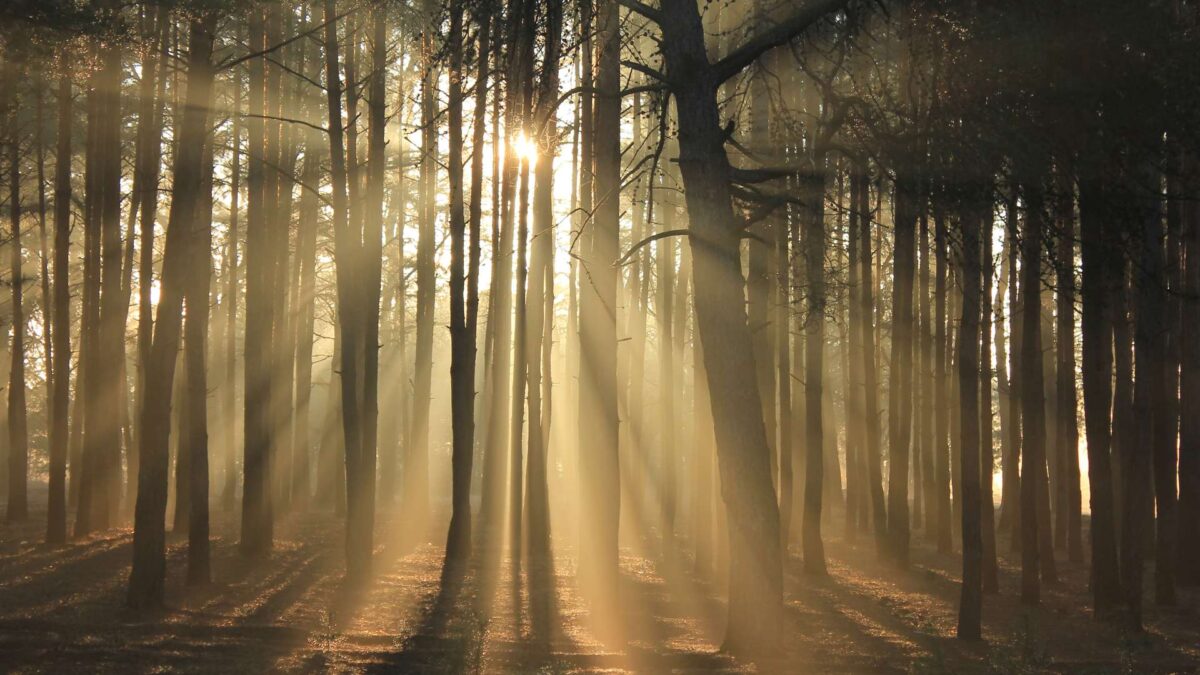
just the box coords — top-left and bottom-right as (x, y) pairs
(511, 132), (538, 167)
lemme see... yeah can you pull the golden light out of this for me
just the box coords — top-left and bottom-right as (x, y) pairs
(511, 132), (538, 167)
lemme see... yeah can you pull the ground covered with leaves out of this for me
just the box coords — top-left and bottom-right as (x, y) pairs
(0, 504), (1196, 673)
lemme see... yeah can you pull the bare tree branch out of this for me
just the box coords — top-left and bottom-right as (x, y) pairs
(712, 0), (850, 84)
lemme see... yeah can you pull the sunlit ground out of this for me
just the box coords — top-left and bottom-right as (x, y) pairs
(0, 481), (1197, 673)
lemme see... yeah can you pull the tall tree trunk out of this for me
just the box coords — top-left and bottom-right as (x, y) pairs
(185, 138), (214, 586)
(407, 4), (437, 530)
(654, 0), (845, 650)
(888, 175), (917, 566)
(956, 191), (983, 641)
(578, 0), (620, 600)
(1003, 203), (1023, 549)
(858, 167), (886, 552)
(445, 0), (473, 567)
(1178, 156), (1200, 587)
(934, 208), (952, 553)
(1079, 175), (1123, 615)
(1125, 155), (1165, 627)
(241, 5), (275, 556)
(131, 9), (168, 512)
(525, 0), (560, 589)
(1020, 170), (1049, 605)
(1145, 160), (1177, 607)
(5, 69), (28, 523)
(47, 73), (72, 543)
(919, 209), (936, 541)
(980, 194), (998, 594)
(292, 129), (318, 506)
(803, 149), (828, 574)
(128, 14), (214, 608)
(222, 70), (241, 512)
(77, 8), (124, 534)
(1055, 171), (1082, 563)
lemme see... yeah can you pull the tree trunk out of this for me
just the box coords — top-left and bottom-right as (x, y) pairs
(934, 208), (952, 553)
(1125, 154), (1166, 627)
(47, 73), (72, 543)
(1003, 204), (1022, 549)
(888, 175), (918, 566)
(241, 6), (275, 556)
(525, 0), (559, 585)
(858, 167), (887, 553)
(1020, 170), (1049, 605)
(185, 137), (214, 587)
(5, 69), (28, 523)
(1078, 175), (1123, 615)
(1178, 156), (1200, 587)
(407, 7), (437, 530)
(222, 69), (241, 512)
(127, 14), (214, 608)
(655, 0), (849, 650)
(803, 151), (828, 574)
(1055, 171), (1083, 564)
(919, 208), (936, 542)
(445, 0), (472, 567)
(956, 191), (983, 641)
(578, 0), (620, 601)
(980, 194), (998, 594)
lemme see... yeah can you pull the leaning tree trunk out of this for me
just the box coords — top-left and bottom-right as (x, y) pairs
(654, 0), (845, 652)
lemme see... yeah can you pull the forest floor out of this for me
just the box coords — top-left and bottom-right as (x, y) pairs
(0, 499), (1197, 674)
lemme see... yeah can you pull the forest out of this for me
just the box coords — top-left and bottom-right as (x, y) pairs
(0, 0), (1198, 671)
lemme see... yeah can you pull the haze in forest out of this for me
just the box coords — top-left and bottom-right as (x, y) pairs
(0, 0), (1197, 672)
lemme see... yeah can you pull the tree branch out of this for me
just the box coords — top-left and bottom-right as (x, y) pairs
(616, 228), (690, 266)
(622, 59), (671, 85)
(618, 0), (663, 23)
(712, 0), (850, 84)
(216, 7), (357, 72)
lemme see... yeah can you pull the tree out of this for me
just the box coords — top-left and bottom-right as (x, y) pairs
(956, 188), (983, 641)
(1078, 173), (1122, 615)
(46, 72), (71, 544)
(128, 12), (216, 609)
(578, 0), (620, 602)
(1019, 164), (1048, 605)
(649, 0), (850, 652)
(5, 60), (28, 523)
(242, 4), (275, 557)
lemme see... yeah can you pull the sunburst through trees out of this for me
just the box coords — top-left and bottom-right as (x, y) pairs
(0, 0), (1198, 671)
